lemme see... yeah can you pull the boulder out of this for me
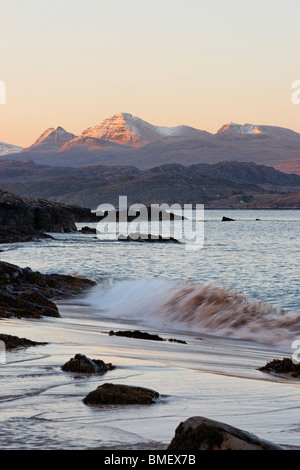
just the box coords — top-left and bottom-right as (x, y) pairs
(83, 383), (160, 405)
(61, 354), (115, 374)
(258, 357), (300, 378)
(167, 416), (282, 450)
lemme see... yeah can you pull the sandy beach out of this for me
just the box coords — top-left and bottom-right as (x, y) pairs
(0, 296), (299, 450)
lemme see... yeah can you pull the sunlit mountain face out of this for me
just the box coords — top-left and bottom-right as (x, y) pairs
(2, 113), (300, 174)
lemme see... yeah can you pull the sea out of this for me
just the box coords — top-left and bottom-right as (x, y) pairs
(0, 209), (299, 450)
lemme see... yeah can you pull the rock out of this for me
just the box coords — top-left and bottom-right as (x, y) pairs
(83, 383), (160, 406)
(109, 330), (165, 341)
(0, 333), (47, 350)
(258, 357), (300, 378)
(167, 416), (282, 450)
(222, 216), (235, 221)
(108, 330), (187, 344)
(0, 261), (96, 319)
(168, 338), (187, 344)
(0, 189), (97, 243)
(118, 232), (180, 243)
(79, 226), (97, 234)
(61, 353), (115, 374)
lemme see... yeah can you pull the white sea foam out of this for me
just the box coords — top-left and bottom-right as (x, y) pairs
(86, 279), (299, 346)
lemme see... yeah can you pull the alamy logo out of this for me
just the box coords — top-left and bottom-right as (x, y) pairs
(0, 81), (6, 104)
(291, 80), (300, 105)
(0, 340), (6, 364)
(95, 196), (204, 251)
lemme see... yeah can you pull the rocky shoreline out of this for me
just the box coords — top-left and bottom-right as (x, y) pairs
(0, 260), (96, 319)
(0, 189), (97, 244)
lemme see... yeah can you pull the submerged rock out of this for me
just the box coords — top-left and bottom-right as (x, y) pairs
(222, 216), (235, 221)
(108, 330), (187, 344)
(0, 333), (47, 350)
(0, 261), (96, 319)
(167, 416), (282, 451)
(258, 357), (300, 378)
(61, 354), (115, 374)
(83, 383), (160, 405)
(168, 338), (187, 344)
(79, 226), (97, 234)
(109, 330), (165, 341)
(118, 232), (180, 243)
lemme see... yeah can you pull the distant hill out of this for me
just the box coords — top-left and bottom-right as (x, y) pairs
(2, 113), (300, 174)
(1, 159), (299, 209)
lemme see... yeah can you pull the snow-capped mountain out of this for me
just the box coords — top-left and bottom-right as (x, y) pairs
(61, 113), (210, 150)
(217, 122), (300, 141)
(24, 126), (76, 152)
(2, 114), (300, 174)
(0, 141), (23, 156)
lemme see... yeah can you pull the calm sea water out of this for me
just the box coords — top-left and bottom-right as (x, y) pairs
(1, 209), (299, 313)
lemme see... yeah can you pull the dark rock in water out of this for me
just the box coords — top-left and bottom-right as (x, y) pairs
(83, 383), (160, 405)
(109, 329), (165, 341)
(0, 189), (97, 243)
(0, 333), (47, 350)
(258, 357), (300, 378)
(61, 354), (115, 374)
(222, 216), (235, 221)
(118, 232), (180, 243)
(0, 261), (96, 319)
(168, 338), (187, 344)
(79, 226), (97, 234)
(167, 416), (282, 450)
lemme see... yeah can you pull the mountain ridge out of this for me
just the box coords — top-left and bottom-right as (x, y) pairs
(1, 159), (299, 209)
(2, 113), (300, 174)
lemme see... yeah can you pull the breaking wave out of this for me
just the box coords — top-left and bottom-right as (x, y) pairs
(86, 279), (299, 346)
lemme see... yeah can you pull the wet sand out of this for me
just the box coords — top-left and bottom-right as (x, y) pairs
(0, 301), (299, 450)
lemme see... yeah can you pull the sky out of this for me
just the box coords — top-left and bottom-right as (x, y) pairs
(1, 0), (300, 147)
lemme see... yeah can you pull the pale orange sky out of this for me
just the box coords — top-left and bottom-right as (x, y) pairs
(1, 0), (300, 147)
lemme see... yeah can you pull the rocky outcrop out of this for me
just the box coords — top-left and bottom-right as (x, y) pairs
(83, 383), (160, 406)
(0, 261), (96, 319)
(0, 189), (97, 243)
(0, 333), (47, 350)
(167, 416), (282, 450)
(258, 357), (300, 378)
(61, 354), (115, 374)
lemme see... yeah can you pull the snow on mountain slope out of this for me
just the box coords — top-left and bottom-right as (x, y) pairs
(217, 123), (262, 135)
(217, 122), (300, 141)
(66, 112), (210, 148)
(0, 141), (23, 156)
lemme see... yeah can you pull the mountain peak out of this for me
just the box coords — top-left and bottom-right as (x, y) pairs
(24, 126), (76, 152)
(77, 112), (209, 148)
